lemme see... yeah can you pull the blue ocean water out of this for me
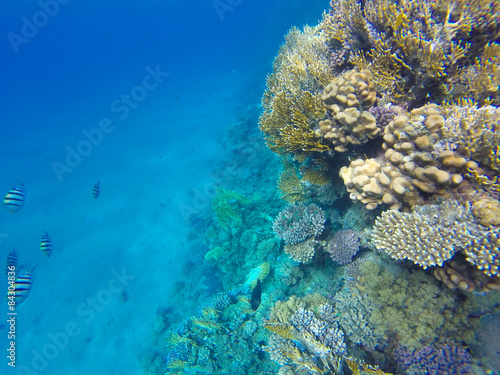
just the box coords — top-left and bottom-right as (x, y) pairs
(0, 1), (329, 374)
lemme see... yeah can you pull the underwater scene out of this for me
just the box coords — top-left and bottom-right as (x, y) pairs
(1, 0), (500, 374)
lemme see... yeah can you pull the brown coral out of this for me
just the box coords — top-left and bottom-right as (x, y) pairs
(340, 157), (422, 210)
(319, 70), (380, 152)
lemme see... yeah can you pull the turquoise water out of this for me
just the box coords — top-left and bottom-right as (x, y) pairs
(1, 1), (500, 375)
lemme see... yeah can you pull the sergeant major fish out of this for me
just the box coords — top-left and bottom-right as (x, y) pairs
(92, 181), (100, 199)
(40, 232), (53, 257)
(3, 185), (25, 213)
(10, 267), (36, 305)
(4, 249), (18, 275)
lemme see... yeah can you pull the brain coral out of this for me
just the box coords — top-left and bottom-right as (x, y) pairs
(372, 201), (473, 268)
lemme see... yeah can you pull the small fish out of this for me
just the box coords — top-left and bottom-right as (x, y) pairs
(40, 232), (53, 257)
(4, 249), (18, 275)
(92, 181), (100, 199)
(3, 186), (25, 213)
(11, 267), (36, 305)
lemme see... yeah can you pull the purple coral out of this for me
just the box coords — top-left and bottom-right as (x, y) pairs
(328, 230), (360, 265)
(273, 203), (325, 245)
(369, 104), (402, 129)
(394, 343), (473, 375)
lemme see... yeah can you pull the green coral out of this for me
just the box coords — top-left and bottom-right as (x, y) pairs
(211, 187), (250, 230)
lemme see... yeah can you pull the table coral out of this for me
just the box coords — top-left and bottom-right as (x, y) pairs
(372, 202), (473, 268)
(466, 228), (500, 278)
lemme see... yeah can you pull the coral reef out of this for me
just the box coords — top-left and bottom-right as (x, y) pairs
(343, 254), (476, 352)
(264, 294), (347, 374)
(371, 201), (473, 268)
(273, 203), (325, 245)
(327, 229), (361, 265)
(394, 342), (473, 375)
(146, 2), (500, 375)
(319, 69), (380, 152)
(329, 0), (500, 105)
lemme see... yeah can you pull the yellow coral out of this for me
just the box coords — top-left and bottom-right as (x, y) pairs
(459, 42), (500, 103)
(259, 25), (333, 158)
(472, 198), (500, 227)
(277, 159), (305, 203)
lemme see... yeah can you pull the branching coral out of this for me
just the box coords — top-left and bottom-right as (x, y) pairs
(259, 26), (333, 157)
(372, 201), (473, 268)
(273, 203), (325, 245)
(328, 229), (361, 265)
(348, 254), (476, 351)
(264, 294), (346, 374)
(324, 0), (500, 105)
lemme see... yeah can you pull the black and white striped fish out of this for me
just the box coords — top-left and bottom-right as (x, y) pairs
(11, 268), (36, 305)
(3, 186), (25, 213)
(4, 249), (18, 275)
(40, 232), (53, 257)
(92, 181), (100, 199)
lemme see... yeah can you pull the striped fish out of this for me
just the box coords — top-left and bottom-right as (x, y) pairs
(40, 232), (53, 257)
(11, 268), (36, 305)
(92, 181), (100, 199)
(3, 186), (25, 213)
(4, 249), (18, 275)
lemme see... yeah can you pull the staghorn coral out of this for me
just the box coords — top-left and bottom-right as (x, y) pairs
(372, 201), (473, 268)
(273, 203), (325, 245)
(327, 229), (361, 265)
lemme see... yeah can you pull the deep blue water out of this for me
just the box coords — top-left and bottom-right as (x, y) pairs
(0, 1), (330, 374)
